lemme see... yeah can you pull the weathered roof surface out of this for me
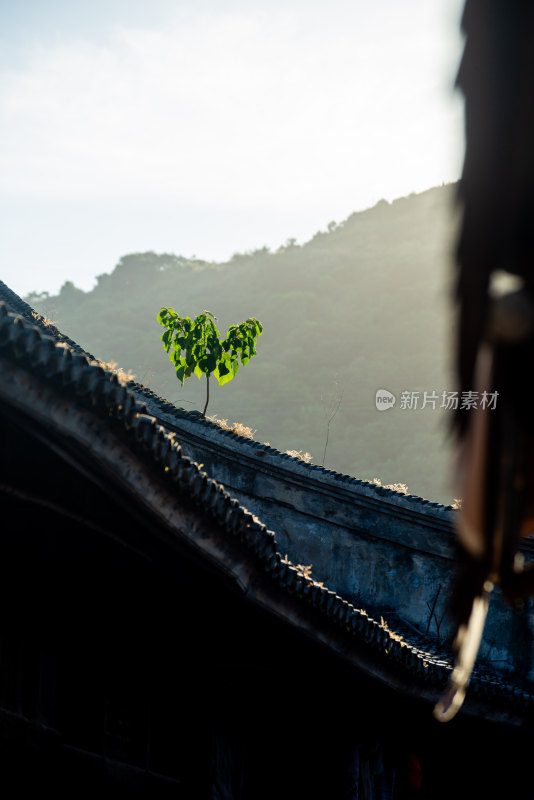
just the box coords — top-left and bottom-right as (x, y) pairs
(0, 280), (533, 725)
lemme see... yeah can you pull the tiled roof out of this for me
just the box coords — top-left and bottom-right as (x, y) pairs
(1, 282), (533, 723)
(133, 381), (455, 514)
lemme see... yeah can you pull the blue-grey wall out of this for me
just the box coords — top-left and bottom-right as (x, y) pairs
(144, 395), (534, 681)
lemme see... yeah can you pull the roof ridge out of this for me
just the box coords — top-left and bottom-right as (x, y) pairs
(130, 381), (455, 514)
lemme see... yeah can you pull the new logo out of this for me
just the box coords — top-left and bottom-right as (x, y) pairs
(375, 388), (396, 411)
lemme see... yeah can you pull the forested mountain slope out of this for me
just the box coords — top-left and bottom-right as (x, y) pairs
(28, 183), (460, 504)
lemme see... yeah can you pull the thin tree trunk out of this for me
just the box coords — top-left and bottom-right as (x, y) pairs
(203, 374), (210, 417)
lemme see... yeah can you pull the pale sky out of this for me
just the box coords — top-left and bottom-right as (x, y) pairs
(1, 0), (465, 297)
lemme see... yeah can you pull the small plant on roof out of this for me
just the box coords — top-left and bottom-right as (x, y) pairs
(157, 308), (263, 417)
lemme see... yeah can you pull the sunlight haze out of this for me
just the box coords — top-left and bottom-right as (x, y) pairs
(1, 0), (464, 296)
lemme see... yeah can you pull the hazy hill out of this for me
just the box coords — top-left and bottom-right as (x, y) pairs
(27, 184), (461, 504)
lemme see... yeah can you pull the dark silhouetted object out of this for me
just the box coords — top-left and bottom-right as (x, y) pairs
(436, 0), (534, 720)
